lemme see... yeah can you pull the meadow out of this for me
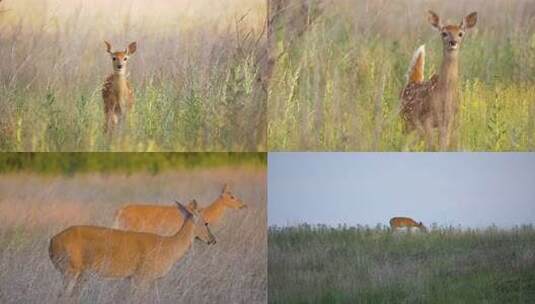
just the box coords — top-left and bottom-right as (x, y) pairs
(0, 0), (266, 151)
(268, 0), (535, 151)
(269, 224), (535, 304)
(0, 168), (267, 303)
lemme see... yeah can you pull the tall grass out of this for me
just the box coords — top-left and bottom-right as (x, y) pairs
(0, 152), (266, 174)
(0, 169), (267, 303)
(269, 224), (535, 303)
(268, 0), (535, 151)
(0, 0), (266, 151)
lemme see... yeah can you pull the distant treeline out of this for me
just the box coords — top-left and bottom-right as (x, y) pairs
(0, 153), (266, 175)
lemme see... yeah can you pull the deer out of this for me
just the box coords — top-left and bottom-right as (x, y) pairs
(102, 41), (137, 135)
(389, 217), (427, 233)
(400, 11), (478, 151)
(114, 184), (246, 236)
(49, 200), (215, 298)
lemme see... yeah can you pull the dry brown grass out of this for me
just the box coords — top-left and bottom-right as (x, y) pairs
(0, 168), (266, 303)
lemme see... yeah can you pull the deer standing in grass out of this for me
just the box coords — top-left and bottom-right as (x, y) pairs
(390, 217), (427, 232)
(401, 11), (478, 150)
(49, 200), (215, 298)
(102, 41), (137, 135)
(114, 184), (246, 236)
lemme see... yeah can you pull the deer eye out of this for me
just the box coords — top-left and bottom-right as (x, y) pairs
(441, 32), (448, 38)
(205, 223), (208, 226)
(124, 57), (128, 61)
(112, 57), (117, 61)
(458, 32), (464, 37)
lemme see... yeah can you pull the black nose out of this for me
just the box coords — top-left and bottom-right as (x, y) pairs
(117, 65), (123, 69)
(449, 41), (457, 46)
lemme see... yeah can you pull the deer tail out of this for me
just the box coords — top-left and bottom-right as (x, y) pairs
(406, 45), (425, 85)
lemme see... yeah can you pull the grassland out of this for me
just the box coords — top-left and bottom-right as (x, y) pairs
(0, 152), (266, 174)
(269, 224), (535, 304)
(0, 0), (266, 151)
(268, 0), (535, 151)
(0, 168), (267, 303)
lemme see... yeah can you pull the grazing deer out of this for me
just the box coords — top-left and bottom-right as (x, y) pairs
(390, 217), (427, 232)
(49, 200), (215, 298)
(102, 41), (137, 135)
(114, 184), (246, 236)
(400, 11), (478, 150)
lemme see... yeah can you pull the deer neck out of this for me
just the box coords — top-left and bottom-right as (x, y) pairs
(201, 197), (226, 224)
(166, 216), (195, 260)
(437, 51), (459, 94)
(112, 72), (129, 97)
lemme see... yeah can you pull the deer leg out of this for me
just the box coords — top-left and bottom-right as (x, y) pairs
(70, 273), (88, 299)
(445, 117), (456, 150)
(423, 118), (434, 151)
(63, 271), (84, 299)
(130, 276), (152, 299)
(439, 117), (452, 151)
(106, 118), (113, 136)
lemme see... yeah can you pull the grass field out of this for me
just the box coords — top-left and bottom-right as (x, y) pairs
(268, 0), (535, 151)
(0, 0), (266, 151)
(0, 168), (267, 303)
(269, 224), (535, 304)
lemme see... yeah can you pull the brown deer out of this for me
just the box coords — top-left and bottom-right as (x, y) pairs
(49, 200), (215, 298)
(389, 217), (427, 232)
(114, 184), (246, 236)
(400, 11), (478, 150)
(102, 41), (137, 135)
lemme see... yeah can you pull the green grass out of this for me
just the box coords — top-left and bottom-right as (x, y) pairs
(0, 152), (266, 175)
(268, 0), (535, 151)
(269, 224), (535, 304)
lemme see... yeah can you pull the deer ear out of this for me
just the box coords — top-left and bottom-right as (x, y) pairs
(104, 41), (112, 53)
(222, 183), (230, 193)
(188, 199), (198, 210)
(427, 10), (442, 31)
(461, 12), (477, 30)
(175, 200), (192, 218)
(127, 42), (137, 55)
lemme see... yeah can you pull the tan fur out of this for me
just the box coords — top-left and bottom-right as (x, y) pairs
(102, 41), (137, 135)
(49, 201), (215, 298)
(400, 11), (478, 150)
(114, 184), (246, 236)
(389, 217), (427, 232)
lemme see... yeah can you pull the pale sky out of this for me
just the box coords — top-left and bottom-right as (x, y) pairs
(268, 153), (535, 228)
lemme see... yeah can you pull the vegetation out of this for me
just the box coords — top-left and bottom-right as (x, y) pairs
(0, 0), (266, 151)
(268, 0), (535, 151)
(269, 224), (535, 304)
(0, 152), (266, 174)
(0, 169), (267, 303)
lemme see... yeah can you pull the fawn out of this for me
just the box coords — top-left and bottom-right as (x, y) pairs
(102, 41), (137, 135)
(400, 11), (478, 150)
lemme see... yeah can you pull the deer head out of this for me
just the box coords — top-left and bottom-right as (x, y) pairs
(428, 11), (478, 53)
(177, 200), (216, 245)
(104, 41), (137, 74)
(418, 221), (428, 232)
(220, 184), (247, 209)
